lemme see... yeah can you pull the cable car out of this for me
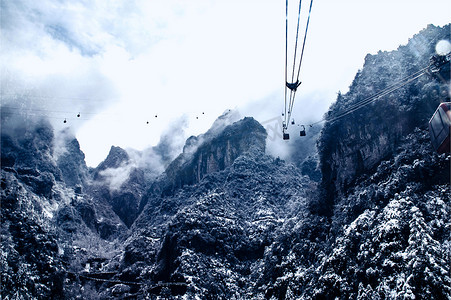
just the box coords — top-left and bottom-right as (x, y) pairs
(300, 125), (306, 136)
(428, 102), (451, 154)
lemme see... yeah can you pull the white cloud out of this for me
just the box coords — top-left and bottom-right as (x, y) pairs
(1, 0), (450, 166)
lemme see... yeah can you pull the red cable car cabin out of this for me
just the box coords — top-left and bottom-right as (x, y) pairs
(428, 102), (451, 154)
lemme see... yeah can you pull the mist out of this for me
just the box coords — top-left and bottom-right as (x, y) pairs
(2, 0), (449, 168)
(238, 89), (330, 162)
(0, 0), (122, 136)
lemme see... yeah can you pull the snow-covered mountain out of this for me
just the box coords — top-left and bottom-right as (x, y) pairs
(1, 24), (450, 299)
(318, 24), (450, 213)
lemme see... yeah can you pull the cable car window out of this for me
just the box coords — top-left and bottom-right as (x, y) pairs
(439, 106), (451, 126)
(431, 109), (444, 138)
(429, 102), (451, 154)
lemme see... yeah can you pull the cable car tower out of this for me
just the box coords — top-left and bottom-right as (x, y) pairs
(283, 0), (314, 140)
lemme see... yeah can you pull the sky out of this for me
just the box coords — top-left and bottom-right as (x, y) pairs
(1, 0), (450, 166)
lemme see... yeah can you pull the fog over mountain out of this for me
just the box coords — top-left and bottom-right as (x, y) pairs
(1, 24), (450, 299)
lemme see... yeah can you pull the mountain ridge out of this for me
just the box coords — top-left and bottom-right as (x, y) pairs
(317, 23), (450, 214)
(1, 23), (450, 299)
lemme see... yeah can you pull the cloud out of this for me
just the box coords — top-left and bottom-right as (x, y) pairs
(2, 0), (449, 168)
(95, 146), (166, 191)
(237, 89), (330, 161)
(98, 161), (135, 191)
(94, 115), (193, 190)
(0, 0), (122, 135)
(0, 0), (291, 166)
(151, 115), (191, 165)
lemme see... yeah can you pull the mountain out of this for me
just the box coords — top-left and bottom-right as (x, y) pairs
(56, 130), (90, 190)
(91, 146), (130, 181)
(88, 146), (146, 228)
(153, 116), (267, 196)
(1, 114), (127, 299)
(261, 128), (450, 299)
(317, 24), (450, 214)
(104, 117), (315, 298)
(1, 24), (450, 299)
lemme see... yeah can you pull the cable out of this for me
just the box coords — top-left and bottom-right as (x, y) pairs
(290, 0), (303, 86)
(0, 93), (111, 103)
(286, 0), (303, 129)
(0, 110), (114, 122)
(315, 51), (450, 127)
(328, 72), (426, 122)
(282, 7), (446, 136)
(284, 0), (289, 124)
(1, 104), (207, 126)
(333, 67), (427, 116)
(307, 66), (430, 127)
(1, 106), (96, 115)
(295, 0), (314, 83)
(289, 0), (314, 121)
(283, 0), (314, 132)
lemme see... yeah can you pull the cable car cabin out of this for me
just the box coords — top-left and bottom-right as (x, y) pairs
(300, 125), (306, 137)
(283, 133), (290, 140)
(428, 102), (451, 154)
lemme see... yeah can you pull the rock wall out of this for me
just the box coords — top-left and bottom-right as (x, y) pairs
(159, 117), (267, 195)
(317, 24), (450, 211)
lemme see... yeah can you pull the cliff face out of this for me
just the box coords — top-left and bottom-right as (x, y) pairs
(317, 24), (450, 210)
(1, 117), (63, 198)
(56, 135), (89, 189)
(320, 104), (407, 202)
(118, 139), (313, 299)
(299, 128), (450, 299)
(91, 146), (130, 181)
(0, 116), (127, 299)
(88, 146), (144, 228)
(157, 116), (267, 195)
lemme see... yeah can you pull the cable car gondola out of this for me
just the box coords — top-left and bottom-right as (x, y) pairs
(300, 125), (306, 136)
(428, 102), (451, 154)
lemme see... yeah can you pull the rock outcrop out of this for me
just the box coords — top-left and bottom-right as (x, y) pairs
(91, 146), (130, 181)
(157, 117), (267, 196)
(56, 135), (89, 190)
(317, 24), (450, 212)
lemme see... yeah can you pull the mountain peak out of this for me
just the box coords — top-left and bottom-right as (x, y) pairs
(94, 146), (129, 171)
(155, 117), (267, 195)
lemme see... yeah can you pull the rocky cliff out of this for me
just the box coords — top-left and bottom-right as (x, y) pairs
(156, 116), (267, 196)
(88, 146), (145, 228)
(111, 131), (313, 299)
(56, 133), (89, 190)
(91, 146), (130, 181)
(1, 114), (127, 299)
(317, 24), (450, 213)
